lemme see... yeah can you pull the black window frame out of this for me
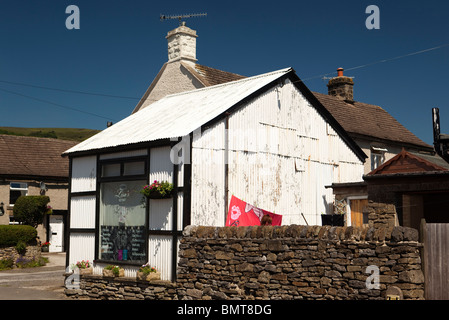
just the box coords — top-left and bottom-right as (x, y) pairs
(94, 155), (149, 266)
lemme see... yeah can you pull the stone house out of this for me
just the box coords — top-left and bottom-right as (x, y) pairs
(316, 69), (433, 174)
(0, 134), (77, 252)
(317, 69), (435, 227)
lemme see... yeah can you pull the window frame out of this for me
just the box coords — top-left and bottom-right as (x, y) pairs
(370, 146), (387, 171)
(95, 156), (149, 266)
(9, 182), (28, 206)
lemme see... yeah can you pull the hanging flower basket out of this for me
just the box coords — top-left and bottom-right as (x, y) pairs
(141, 180), (173, 200)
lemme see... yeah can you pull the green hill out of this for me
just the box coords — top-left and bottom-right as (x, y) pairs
(0, 127), (100, 142)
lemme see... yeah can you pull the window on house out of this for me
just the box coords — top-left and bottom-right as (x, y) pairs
(9, 182), (28, 205)
(98, 159), (147, 264)
(370, 147), (387, 171)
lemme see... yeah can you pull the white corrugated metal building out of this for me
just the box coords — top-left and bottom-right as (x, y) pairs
(63, 67), (367, 280)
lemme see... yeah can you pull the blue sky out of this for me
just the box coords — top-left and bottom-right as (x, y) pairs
(0, 1), (448, 145)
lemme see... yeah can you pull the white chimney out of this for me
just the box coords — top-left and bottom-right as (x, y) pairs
(166, 22), (197, 66)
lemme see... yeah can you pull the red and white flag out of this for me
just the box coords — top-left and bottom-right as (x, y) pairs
(226, 195), (282, 227)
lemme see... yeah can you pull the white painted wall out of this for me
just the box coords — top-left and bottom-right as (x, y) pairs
(191, 80), (364, 226)
(71, 156), (96, 192)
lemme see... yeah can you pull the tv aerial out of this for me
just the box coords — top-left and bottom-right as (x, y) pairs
(160, 13), (207, 26)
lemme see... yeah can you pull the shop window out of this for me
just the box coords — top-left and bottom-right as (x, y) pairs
(98, 158), (147, 264)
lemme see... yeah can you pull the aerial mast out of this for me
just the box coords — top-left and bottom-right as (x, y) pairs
(160, 13), (207, 26)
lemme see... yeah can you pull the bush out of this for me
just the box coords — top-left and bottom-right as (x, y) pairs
(0, 258), (14, 271)
(13, 195), (50, 228)
(15, 240), (27, 255)
(0, 225), (37, 247)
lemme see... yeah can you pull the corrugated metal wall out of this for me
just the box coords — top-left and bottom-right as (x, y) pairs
(148, 235), (173, 281)
(177, 192), (184, 231)
(150, 146), (173, 183)
(191, 120), (226, 226)
(191, 80), (364, 226)
(68, 232), (95, 268)
(149, 198), (172, 230)
(148, 146), (177, 280)
(70, 195), (96, 229)
(68, 156), (98, 272)
(71, 156), (96, 192)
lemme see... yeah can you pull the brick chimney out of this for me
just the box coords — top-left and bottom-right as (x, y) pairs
(166, 22), (198, 66)
(327, 68), (354, 102)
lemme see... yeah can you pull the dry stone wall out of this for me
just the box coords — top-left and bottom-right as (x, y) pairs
(177, 224), (424, 300)
(65, 224), (425, 300)
(0, 245), (41, 267)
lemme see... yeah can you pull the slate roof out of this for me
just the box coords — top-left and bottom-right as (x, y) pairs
(0, 135), (77, 180)
(312, 92), (432, 150)
(191, 64), (246, 86)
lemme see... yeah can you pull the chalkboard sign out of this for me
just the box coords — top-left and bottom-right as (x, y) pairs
(100, 226), (146, 263)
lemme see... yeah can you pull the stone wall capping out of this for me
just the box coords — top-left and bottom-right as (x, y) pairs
(181, 224), (418, 244)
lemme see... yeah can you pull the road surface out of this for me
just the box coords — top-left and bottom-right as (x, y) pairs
(0, 252), (69, 300)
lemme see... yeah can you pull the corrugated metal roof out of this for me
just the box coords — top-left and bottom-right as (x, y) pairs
(64, 67), (292, 155)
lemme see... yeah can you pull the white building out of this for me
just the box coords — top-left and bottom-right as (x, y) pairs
(63, 67), (366, 281)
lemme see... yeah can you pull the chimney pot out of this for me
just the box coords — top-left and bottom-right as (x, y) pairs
(337, 68), (344, 77)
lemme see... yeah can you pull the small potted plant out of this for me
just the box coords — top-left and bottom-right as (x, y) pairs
(136, 263), (160, 281)
(73, 260), (93, 275)
(103, 265), (125, 277)
(41, 241), (50, 252)
(141, 180), (173, 200)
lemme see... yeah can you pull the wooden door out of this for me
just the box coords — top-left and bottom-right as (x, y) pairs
(350, 199), (368, 227)
(422, 221), (449, 300)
